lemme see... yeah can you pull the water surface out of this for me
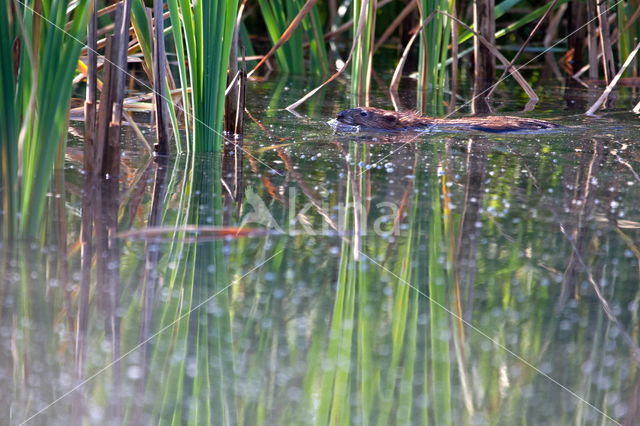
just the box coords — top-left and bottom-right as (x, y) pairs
(4, 78), (640, 425)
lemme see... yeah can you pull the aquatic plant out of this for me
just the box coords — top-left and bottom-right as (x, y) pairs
(166, 0), (239, 152)
(417, 0), (453, 92)
(0, 0), (19, 239)
(350, 0), (376, 98)
(256, 0), (328, 75)
(0, 0), (88, 238)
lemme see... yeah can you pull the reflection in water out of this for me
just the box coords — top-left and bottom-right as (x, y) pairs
(3, 85), (640, 425)
(558, 138), (605, 307)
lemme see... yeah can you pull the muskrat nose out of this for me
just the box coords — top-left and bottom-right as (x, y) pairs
(337, 111), (344, 119)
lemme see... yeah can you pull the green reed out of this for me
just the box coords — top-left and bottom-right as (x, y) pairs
(130, 0), (155, 78)
(166, 0), (238, 152)
(417, 0), (453, 92)
(0, 0), (88, 238)
(617, 0), (640, 76)
(256, 0), (328, 75)
(351, 0), (376, 98)
(0, 0), (18, 239)
(22, 0), (88, 236)
(455, 0), (558, 44)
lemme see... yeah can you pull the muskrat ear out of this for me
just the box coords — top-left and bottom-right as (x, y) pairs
(383, 114), (397, 122)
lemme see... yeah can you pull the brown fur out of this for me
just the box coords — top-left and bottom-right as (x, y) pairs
(336, 107), (559, 133)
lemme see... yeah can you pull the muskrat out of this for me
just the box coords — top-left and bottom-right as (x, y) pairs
(335, 107), (559, 133)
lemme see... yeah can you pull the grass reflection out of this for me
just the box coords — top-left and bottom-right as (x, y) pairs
(4, 128), (640, 425)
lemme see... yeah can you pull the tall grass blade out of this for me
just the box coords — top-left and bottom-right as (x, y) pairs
(417, 0), (449, 93)
(351, 0), (375, 98)
(19, 0), (89, 236)
(167, 0), (238, 151)
(249, 0), (327, 77)
(0, 0), (18, 238)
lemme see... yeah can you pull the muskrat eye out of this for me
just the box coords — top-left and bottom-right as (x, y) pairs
(360, 111), (368, 117)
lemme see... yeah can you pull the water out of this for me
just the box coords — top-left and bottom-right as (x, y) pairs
(4, 78), (640, 425)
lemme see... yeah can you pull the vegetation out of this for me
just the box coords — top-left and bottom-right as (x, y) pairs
(2, 0), (640, 237)
(166, 0), (239, 151)
(2, 1), (640, 424)
(1, 0), (88, 238)
(6, 130), (640, 424)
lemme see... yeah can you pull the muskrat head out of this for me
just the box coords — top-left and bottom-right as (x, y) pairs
(336, 107), (400, 130)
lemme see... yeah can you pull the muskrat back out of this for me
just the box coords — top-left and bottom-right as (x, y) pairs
(335, 107), (559, 133)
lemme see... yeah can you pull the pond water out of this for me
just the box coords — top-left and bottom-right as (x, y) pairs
(4, 77), (640, 425)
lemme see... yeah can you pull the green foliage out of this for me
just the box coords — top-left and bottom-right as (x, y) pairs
(256, 0), (329, 75)
(20, 0), (89, 236)
(0, 0), (88, 238)
(418, 0), (453, 91)
(131, 0), (153, 71)
(351, 0), (376, 98)
(617, 0), (640, 76)
(167, 0), (239, 152)
(0, 0), (18, 239)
